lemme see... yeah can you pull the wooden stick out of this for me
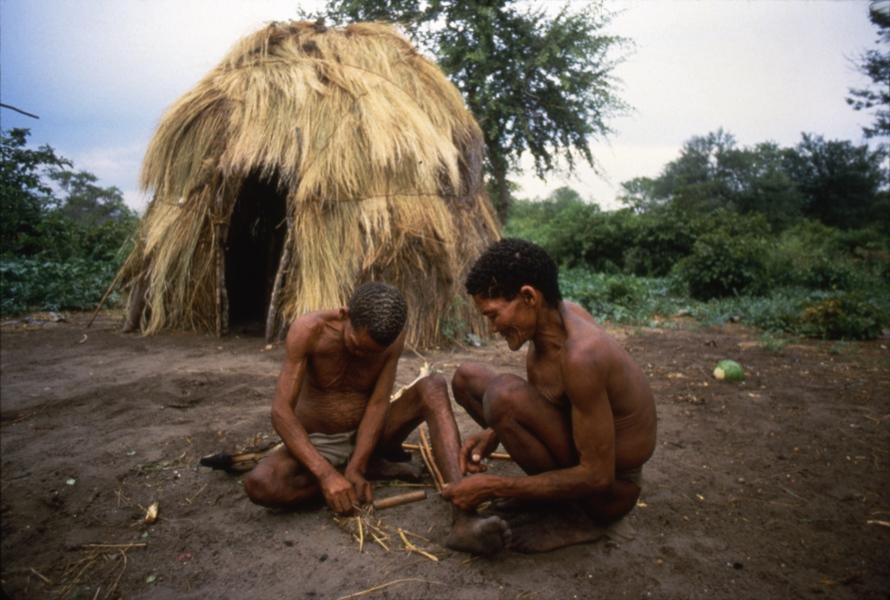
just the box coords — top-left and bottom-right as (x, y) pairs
(80, 543), (147, 549)
(29, 567), (51, 584)
(372, 490), (427, 510)
(390, 362), (431, 402)
(418, 427), (446, 492)
(0, 102), (39, 119)
(265, 228), (292, 342)
(415, 440), (438, 492)
(335, 578), (439, 600)
(87, 269), (124, 328)
(490, 452), (512, 461)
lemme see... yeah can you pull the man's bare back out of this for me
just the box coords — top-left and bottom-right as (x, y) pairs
(444, 239), (657, 553)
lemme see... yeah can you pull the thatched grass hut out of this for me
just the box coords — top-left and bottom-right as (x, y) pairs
(118, 20), (499, 346)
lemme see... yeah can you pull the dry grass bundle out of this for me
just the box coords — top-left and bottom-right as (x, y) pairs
(54, 542), (146, 599)
(333, 504), (440, 561)
(120, 20), (499, 346)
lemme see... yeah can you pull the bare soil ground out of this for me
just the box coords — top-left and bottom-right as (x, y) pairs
(2, 312), (889, 599)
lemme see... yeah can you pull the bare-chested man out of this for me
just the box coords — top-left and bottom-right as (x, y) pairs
(244, 282), (508, 554)
(442, 239), (658, 553)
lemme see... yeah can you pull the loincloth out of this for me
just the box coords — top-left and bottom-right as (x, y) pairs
(616, 465), (643, 488)
(308, 431), (356, 467)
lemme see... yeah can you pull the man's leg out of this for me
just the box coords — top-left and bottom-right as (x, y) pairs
(243, 445), (320, 508)
(456, 368), (632, 552)
(453, 366), (576, 474)
(377, 373), (510, 555)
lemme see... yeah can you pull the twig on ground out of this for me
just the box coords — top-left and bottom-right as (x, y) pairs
(29, 567), (52, 584)
(335, 578), (441, 600)
(397, 528), (439, 561)
(184, 483), (208, 505)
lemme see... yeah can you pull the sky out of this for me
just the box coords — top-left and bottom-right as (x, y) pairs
(0, 0), (882, 212)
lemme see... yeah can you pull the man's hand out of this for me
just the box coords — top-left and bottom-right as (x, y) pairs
(319, 471), (358, 514)
(459, 428), (499, 474)
(344, 468), (373, 505)
(442, 474), (499, 511)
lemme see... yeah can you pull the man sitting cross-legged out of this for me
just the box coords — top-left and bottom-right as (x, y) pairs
(244, 282), (509, 555)
(442, 239), (658, 553)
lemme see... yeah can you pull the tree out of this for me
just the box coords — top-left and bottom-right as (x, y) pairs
(1, 128), (138, 260)
(0, 128), (71, 256)
(316, 0), (627, 221)
(783, 133), (888, 229)
(617, 176), (659, 213)
(50, 170), (135, 227)
(847, 2), (890, 140)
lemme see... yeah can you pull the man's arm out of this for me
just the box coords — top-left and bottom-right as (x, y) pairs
(271, 318), (357, 513)
(444, 346), (615, 508)
(343, 332), (405, 499)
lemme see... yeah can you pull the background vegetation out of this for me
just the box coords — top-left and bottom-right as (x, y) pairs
(507, 129), (889, 340)
(2, 3), (887, 342)
(1, 128), (138, 316)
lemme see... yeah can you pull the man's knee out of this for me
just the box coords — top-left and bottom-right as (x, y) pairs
(244, 468), (277, 507)
(414, 373), (450, 411)
(451, 363), (487, 407)
(482, 374), (529, 426)
(451, 365), (472, 406)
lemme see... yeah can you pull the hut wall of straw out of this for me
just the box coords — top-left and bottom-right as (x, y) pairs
(119, 21), (499, 347)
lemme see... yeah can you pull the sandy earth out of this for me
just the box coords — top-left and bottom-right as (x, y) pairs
(1, 312), (889, 599)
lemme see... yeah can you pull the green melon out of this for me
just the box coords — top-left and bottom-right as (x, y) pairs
(713, 359), (744, 382)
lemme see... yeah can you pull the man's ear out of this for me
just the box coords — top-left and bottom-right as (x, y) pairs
(519, 285), (539, 306)
(339, 307), (349, 320)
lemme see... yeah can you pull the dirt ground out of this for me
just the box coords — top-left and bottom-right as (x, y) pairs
(1, 311), (889, 600)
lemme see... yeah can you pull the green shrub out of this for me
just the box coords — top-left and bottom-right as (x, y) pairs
(559, 269), (687, 324)
(674, 233), (772, 300)
(799, 294), (886, 340)
(0, 258), (120, 315)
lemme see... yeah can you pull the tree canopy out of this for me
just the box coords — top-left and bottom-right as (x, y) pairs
(847, 2), (890, 140)
(1, 128), (137, 260)
(618, 129), (888, 231)
(315, 0), (627, 221)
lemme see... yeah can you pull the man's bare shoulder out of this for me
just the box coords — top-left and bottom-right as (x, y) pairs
(559, 301), (621, 370)
(285, 309), (342, 354)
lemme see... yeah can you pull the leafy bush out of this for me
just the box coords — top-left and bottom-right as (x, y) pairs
(674, 232), (772, 300)
(560, 269), (687, 324)
(799, 294), (886, 340)
(0, 258), (121, 315)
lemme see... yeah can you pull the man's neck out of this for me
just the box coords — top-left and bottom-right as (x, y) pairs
(531, 301), (566, 354)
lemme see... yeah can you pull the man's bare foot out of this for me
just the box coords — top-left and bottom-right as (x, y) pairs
(445, 514), (511, 556)
(487, 497), (557, 514)
(506, 509), (607, 553)
(365, 457), (423, 482)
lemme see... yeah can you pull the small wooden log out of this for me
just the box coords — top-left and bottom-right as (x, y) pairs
(372, 490), (427, 510)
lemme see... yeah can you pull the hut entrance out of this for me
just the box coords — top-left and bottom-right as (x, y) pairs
(225, 173), (287, 333)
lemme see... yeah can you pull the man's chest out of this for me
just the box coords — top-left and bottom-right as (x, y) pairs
(308, 353), (384, 392)
(527, 354), (567, 406)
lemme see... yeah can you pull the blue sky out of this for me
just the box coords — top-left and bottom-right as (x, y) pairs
(0, 0), (880, 211)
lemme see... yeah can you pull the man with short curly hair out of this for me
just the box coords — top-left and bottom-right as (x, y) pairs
(443, 239), (658, 553)
(245, 282), (509, 555)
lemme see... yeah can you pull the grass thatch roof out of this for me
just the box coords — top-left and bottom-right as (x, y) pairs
(119, 20), (499, 347)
